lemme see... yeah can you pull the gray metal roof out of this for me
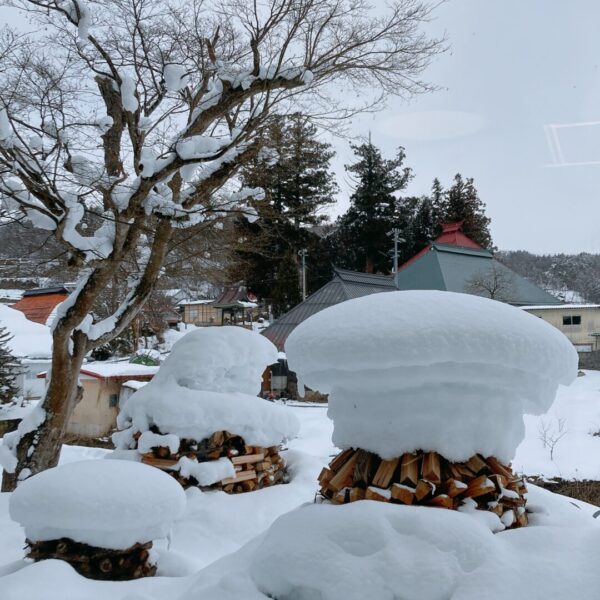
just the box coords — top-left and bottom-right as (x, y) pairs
(262, 268), (395, 350)
(395, 244), (561, 306)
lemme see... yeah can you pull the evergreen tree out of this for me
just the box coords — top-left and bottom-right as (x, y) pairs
(232, 114), (339, 315)
(332, 142), (412, 273)
(0, 327), (20, 406)
(439, 174), (493, 248)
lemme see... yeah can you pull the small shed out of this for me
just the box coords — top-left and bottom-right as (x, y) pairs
(38, 362), (159, 438)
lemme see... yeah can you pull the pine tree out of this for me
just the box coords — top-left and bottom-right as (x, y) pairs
(232, 114), (339, 315)
(333, 142), (412, 273)
(439, 174), (493, 248)
(0, 327), (21, 406)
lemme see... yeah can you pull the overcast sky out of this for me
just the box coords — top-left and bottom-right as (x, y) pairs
(329, 0), (600, 254)
(3, 1), (600, 254)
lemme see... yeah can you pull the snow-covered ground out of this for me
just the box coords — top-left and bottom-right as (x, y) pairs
(1, 375), (600, 598)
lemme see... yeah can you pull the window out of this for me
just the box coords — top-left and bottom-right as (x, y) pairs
(188, 308), (199, 320)
(108, 394), (119, 407)
(562, 315), (581, 326)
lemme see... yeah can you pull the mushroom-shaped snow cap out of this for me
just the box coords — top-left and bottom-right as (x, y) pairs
(9, 460), (186, 550)
(156, 326), (278, 395)
(286, 291), (577, 462)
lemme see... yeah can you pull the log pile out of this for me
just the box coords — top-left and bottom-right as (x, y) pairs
(26, 538), (155, 580)
(318, 449), (528, 529)
(138, 429), (287, 493)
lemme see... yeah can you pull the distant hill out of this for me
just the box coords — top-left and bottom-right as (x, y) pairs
(497, 250), (600, 304)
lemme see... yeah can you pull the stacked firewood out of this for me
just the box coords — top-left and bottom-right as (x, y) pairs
(26, 537), (155, 580)
(318, 448), (528, 529)
(138, 429), (287, 493)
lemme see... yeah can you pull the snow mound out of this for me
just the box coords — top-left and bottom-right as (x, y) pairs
(152, 326), (278, 396)
(0, 304), (52, 359)
(251, 501), (494, 600)
(117, 327), (299, 448)
(9, 460), (186, 549)
(285, 291), (577, 461)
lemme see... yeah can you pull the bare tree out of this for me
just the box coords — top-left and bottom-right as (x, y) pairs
(538, 417), (567, 461)
(465, 264), (516, 303)
(0, 0), (442, 489)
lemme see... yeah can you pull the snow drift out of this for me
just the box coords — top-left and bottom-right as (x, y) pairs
(0, 304), (52, 359)
(285, 291), (578, 461)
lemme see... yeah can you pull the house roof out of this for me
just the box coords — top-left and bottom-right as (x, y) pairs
(395, 242), (561, 306)
(521, 304), (600, 310)
(261, 267), (396, 351)
(12, 288), (69, 326)
(37, 361), (159, 381)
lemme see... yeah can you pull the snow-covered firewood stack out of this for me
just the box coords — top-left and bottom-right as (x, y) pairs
(286, 291), (578, 531)
(318, 449), (528, 528)
(114, 327), (300, 493)
(9, 460), (186, 579)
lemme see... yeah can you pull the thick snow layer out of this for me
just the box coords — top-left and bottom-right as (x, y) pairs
(163, 64), (189, 91)
(151, 327), (277, 396)
(9, 460), (186, 549)
(0, 304), (52, 359)
(116, 327), (298, 448)
(286, 291), (578, 461)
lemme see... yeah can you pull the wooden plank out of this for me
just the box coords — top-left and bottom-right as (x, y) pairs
(391, 483), (415, 505)
(365, 486), (391, 502)
(486, 456), (514, 480)
(421, 452), (441, 484)
(414, 479), (436, 501)
(231, 453), (265, 465)
(465, 454), (489, 475)
(428, 494), (453, 509)
(372, 458), (400, 488)
(353, 449), (380, 489)
(141, 454), (179, 471)
(399, 453), (420, 486)
(444, 478), (468, 498)
(256, 461), (272, 472)
(327, 451), (359, 492)
(318, 467), (334, 486)
(463, 475), (496, 499)
(329, 448), (354, 472)
(221, 469), (257, 485)
(349, 487), (366, 502)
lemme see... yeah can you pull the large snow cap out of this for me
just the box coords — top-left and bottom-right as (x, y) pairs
(117, 327), (299, 447)
(0, 304), (52, 358)
(9, 460), (186, 550)
(152, 326), (278, 395)
(285, 291), (578, 462)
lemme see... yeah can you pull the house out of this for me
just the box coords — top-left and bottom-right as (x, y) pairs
(179, 299), (220, 326)
(0, 303), (52, 399)
(261, 268), (397, 397)
(11, 286), (70, 326)
(394, 222), (560, 307)
(521, 304), (600, 353)
(38, 361), (159, 438)
(180, 286), (260, 327)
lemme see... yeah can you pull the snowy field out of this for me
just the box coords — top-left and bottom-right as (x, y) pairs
(1, 374), (600, 598)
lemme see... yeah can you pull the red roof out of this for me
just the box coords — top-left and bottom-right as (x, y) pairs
(398, 222), (482, 272)
(435, 221), (482, 249)
(12, 292), (69, 325)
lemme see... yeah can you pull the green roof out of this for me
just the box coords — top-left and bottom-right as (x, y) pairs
(395, 243), (560, 306)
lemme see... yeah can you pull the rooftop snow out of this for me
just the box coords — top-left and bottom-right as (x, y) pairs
(0, 304), (52, 359)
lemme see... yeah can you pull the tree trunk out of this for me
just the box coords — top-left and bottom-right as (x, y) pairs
(1, 331), (85, 492)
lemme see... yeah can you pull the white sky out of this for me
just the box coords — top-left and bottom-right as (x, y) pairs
(3, 1), (600, 253)
(328, 0), (600, 254)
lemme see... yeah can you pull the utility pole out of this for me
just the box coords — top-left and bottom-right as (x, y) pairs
(390, 228), (404, 274)
(298, 249), (308, 301)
